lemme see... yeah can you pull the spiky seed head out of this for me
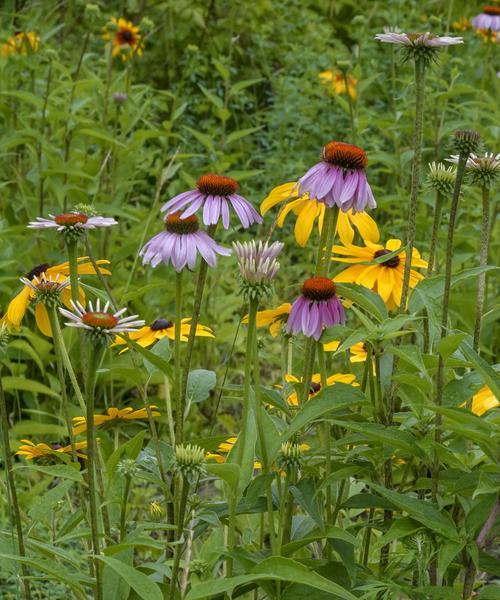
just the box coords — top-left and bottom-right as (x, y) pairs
(427, 162), (456, 195)
(452, 130), (481, 156)
(175, 443), (205, 478)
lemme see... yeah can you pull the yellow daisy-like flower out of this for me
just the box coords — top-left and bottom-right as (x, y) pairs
(242, 303), (291, 337)
(1, 31), (40, 57)
(205, 436), (262, 470)
(451, 17), (469, 31)
(285, 372), (358, 406)
(332, 223), (427, 310)
(0, 258), (111, 337)
(471, 385), (499, 416)
(321, 339), (369, 362)
(113, 317), (214, 353)
(16, 439), (88, 460)
(319, 70), (357, 100)
(72, 405), (160, 435)
(260, 182), (379, 248)
(103, 18), (143, 60)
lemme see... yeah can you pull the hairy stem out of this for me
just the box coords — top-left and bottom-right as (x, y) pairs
(174, 271), (183, 444)
(169, 475), (190, 600)
(473, 186), (491, 352)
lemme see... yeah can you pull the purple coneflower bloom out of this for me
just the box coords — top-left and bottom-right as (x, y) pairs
(286, 276), (345, 341)
(161, 174), (262, 229)
(233, 240), (284, 285)
(297, 141), (376, 213)
(59, 299), (144, 337)
(375, 31), (464, 46)
(140, 212), (231, 272)
(472, 6), (500, 32)
(28, 212), (117, 231)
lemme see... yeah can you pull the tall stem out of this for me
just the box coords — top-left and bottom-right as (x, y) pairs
(0, 373), (31, 600)
(180, 225), (216, 430)
(174, 271), (184, 443)
(318, 344), (332, 524)
(473, 186), (491, 353)
(427, 191), (444, 277)
(85, 345), (104, 600)
(169, 475), (190, 600)
(400, 57), (426, 313)
(66, 239), (80, 306)
(433, 153), (468, 502)
(315, 206), (338, 277)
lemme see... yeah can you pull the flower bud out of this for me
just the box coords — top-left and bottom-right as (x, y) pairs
(452, 130), (481, 156)
(427, 162), (456, 195)
(175, 444), (205, 478)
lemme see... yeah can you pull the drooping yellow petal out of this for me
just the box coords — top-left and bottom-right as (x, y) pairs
(375, 268), (395, 303)
(276, 198), (307, 227)
(5, 286), (31, 329)
(260, 182), (298, 215)
(336, 211), (356, 245)
(35, 304), (53, 337)
(349, 211), (380, 243)
(294, 201), (320, 247)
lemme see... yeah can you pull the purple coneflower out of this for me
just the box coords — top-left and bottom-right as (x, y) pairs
(59, 298), (144, 338)
(375, 31), (464, 47)
(161, 174), (262, 229)
(28, 212), (117, 231)
(140, 212), (231, 272)
(297, 141), (376, 213)
(472, 6), (500, 32)
(233, 240), (283, 285)
(286, 276), (345, 341)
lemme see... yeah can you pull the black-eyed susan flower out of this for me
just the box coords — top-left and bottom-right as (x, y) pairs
(0, 258), (110, 337)
(319, 70), (357, 100)
(321, 339), (369, 362)
(59, 299), (144, 343)
(205, 436), (262, 470)
(141, 212), (231, 271)
(72, 405), (160, 435)
(286, 277), (345, 341)
(472, 6), (500, 31)
(297, 142), (376, 213)
(103, 17), (143, 60)
(244, 303), (291, 337)
(261, 181), (379, 247)
(284, 372), (358, 406)
(1, 31), (40, 57)
(16, 439), (88, 460)
(161, 174), (262, 230)
(471, 385), (499, 416)
(452, 17), (470, 32)
(332, 225), (427, 310)
(112, 317), (214, 353)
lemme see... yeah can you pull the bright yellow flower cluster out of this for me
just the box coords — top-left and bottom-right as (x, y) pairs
(1, 31), (40, 57)
(73, 406), (160, 435)
(102, 17), (143, 61)
(319, 70), (357, 100)
(16, 440), (87, 460)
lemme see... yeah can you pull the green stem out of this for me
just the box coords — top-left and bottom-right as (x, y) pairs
(169, 475), (190, 600)
(433, 153), (469, 503)
(473, 186), (491, 353)
(342, 71), (356, 143)
(300, 339), (316, 405)
(174, 271), (183, 444)
(400, 56), (426, 313)
(66, 239), (80, 306)
(315, 206), (338, 277)
(85, 345), (104, 600)
(427, 191), (444, 278)
(0, 373), (31, 600)
(119, 476), (132, 542)
(318, 345), (332, 527)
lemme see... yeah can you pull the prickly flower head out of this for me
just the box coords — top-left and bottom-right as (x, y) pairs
(175, 443), (205, 479)
(233, 240), (283, 300)
(466, 153), (500, 188)
(452, 130), (481, 156)
(278, 441), (304, 470)
(20, 273), (71, 309)
(427, 162), (456, 195)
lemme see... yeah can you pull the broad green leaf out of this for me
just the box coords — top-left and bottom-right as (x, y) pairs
(460, 341), (500, 400)
(17, 464), (83, 483)
(96, 555), (163, 600)
(229, 78), (263, 95)
(438, 333), (468, 361)
(226, 127), (262, 145)
(206, 463), (240, 493)
(29, 480), (74, 522)
(335, 283), (388, 322)
(2, 376), (59, 397)
(282, 526), (359, 556)
(187, 369), (216, 404)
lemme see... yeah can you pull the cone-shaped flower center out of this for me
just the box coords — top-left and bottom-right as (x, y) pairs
(301, 277), (336, 301)
(322, 141), (368, 170)
(374, 249), (400, 268)
(36, 280), (58, 292)
(165, 212), (199, 234)
(82, 312), (119, 329)
(117, 28), (135, 45)
(150, 318), (173, 331)
(55, 213), (89, 226)
(197, 174), (239, 196)
(310, 382), (322, 394)
(25, 263), (50, 280)
(484, 6), (500, 15)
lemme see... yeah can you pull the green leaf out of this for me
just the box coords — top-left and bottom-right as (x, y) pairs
(335, 283), (388, 322)
(229, 78), (263, 95)
(460, 341), (500, 400)
(183, 126), (215, 152)
(438, 333), (468, 361)
(17, 464), (83, 483)
(281, 526), (359, 556)
(96, 555), (163, 600)
(186, 369), (216, 404)
(29, 480), (74, 522)
(206, 463), (240, 494)
(370, 483), (458, 539)
(2, 376), (59, 397)
(226, 127), (262, 145)
(198, 84), (223, 110)
(124, 338), (171, 377)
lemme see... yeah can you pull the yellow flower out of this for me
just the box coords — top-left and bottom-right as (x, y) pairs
(452, 17), (469, 31)
(72, 405), (160, 435)
(322, 339), (369, 363)
(0, 258), (111, 337)
(113, 317), (214, 353)
(471, 385), (499, 416)
(103, 18), (143, 60)
(332, 221), (427, 310)
(285, 372), (358, 406)
(319, 70), (357, 100)
(1, 31), (40, 57)
(205, 437), (262, 470)
(475, 29), (500, 43)
(16, 439), (87, 460)
(243, 303), (291, 337)
(260, 182), (379, 247)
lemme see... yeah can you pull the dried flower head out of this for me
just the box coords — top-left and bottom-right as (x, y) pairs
(427, 162), (456, 195)
(452, 130), (482, 156)
(175, 443), (206, 479)
(466, 153), (500, 187)
(233, 240), (283, 300)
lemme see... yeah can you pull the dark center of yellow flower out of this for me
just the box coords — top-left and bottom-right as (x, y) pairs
(301, 277), (336, 301)
(150, 318), (174, 331)
(322, 141), (368, 170)
(197, 174), (239, 196)
(82, 312), (119, 329)
(51, 443), (63, 450)
(117, 28), (135, 45)
(310, 382), (321, 394)
(484, 6), (500, 15)
(374, 249), (400, 268)
(25, 263), (50, 280)
(55, 213), (88, 226)
(165, 212), (199, 234)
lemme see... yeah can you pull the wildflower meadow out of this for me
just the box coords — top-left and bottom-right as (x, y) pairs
(0, 1), (499, 598)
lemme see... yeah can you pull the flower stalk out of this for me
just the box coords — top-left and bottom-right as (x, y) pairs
(473, 186), (491, 352)
(174, 270), (183, 444)
(427, 190), (444, 277)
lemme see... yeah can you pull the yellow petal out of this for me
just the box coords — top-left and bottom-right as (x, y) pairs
(6, 286), (31, 328)
(260, 182), (298, 215)
(337, 211), (355, 245)
(294, 201), (320, 247)
(35, 304), (53, 337)
(349, 211), (380, 243)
